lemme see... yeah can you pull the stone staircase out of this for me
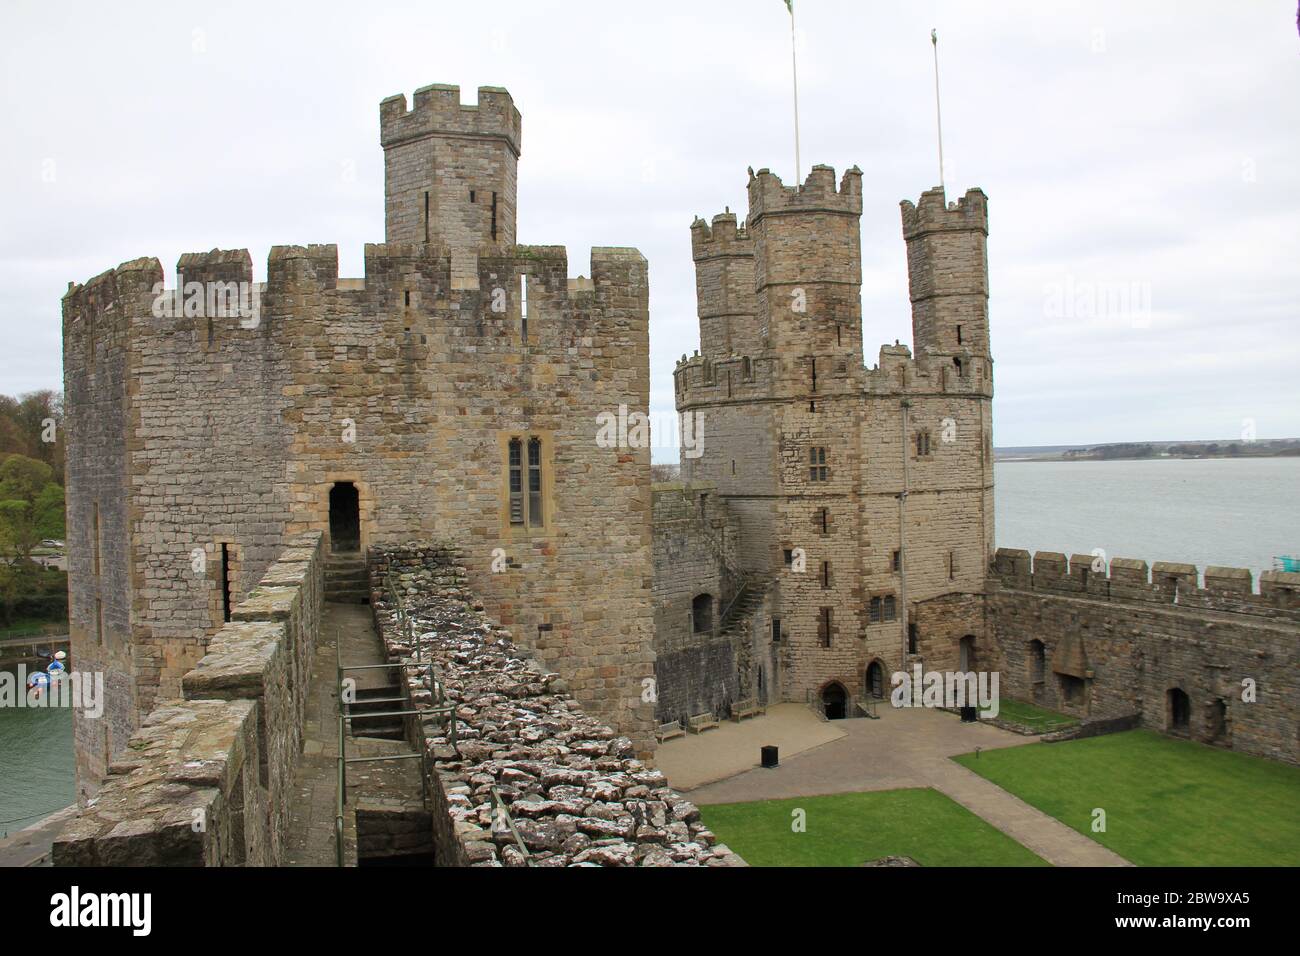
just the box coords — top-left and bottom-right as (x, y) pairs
(326, 551), (368, 604)
(719, 577), (773, 638)
(347, 684), (408, 741)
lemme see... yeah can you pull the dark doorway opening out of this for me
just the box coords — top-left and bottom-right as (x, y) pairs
(1208, 698), (1228, 743)
(959, 634), (975, 671)
(220, 543), (232, 622)
(691, 593), (713, 634)
(822, 683), (847, 720)
(329, 482), (360, 552)
(866, 661), (885, 699)
(1168, 687), (1191, 734)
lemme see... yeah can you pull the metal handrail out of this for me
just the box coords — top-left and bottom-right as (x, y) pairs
(488, 786), (533, 866)
(334, 566), (460, 865)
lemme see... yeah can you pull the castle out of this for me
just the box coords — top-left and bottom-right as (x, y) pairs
(61, 82), (1298, 810)
(61, 84), (655, 790)
(652, 161), (1299, 765)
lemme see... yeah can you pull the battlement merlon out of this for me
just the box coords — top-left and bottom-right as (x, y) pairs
(992, 547), (1300, 607)
(901, 186), (988, 240)
(746, 164), (863, 224)
(380, 84), (522, 157)
(690, 212), (753, 260)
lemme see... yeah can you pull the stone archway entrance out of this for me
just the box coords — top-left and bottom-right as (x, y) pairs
(822, 682), (848, 720)
(329, 481), (361, 553)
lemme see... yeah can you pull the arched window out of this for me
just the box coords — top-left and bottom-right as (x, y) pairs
(866, 661), (885, 699)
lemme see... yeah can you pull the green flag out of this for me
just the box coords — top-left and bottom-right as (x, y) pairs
(785, 0), (793, 13)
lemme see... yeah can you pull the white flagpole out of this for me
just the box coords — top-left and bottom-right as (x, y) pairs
(931, 28), (945, 192)
(790, 3), (802, 185)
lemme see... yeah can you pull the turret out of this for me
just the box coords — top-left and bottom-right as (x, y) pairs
(747, 165), (863, 365)
(900, 187), (989, 365)
(690, 210), (756, 360)
(380, 85), (521, 249)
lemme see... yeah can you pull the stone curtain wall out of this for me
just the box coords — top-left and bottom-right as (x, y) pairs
(989, 548), (1300, 765)
(369, 544), (745, 867)
(651, 483), (745, 724)
(52, 534), (324, 866)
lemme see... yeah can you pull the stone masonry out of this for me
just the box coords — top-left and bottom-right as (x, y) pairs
(989, 549), (1300, 764)
(369, 544), (745, 866)
(61, 83), (655, 794)
(52, 533), (324, 865)
(660, 170), (993, 714)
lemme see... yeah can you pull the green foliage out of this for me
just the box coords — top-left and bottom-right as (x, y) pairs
(0, 452), (66, 627)
(701, 788), (1047, 867)
(954, 730), (1300, 866)
(0, 391), (64, 481)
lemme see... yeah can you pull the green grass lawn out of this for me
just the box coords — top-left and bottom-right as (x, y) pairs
(700, 788), (1048, 867)
(953, 729), (1300, 866)
(983, 698), (1078, 731)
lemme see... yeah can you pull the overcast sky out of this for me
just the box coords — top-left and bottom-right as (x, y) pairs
(2, 0), (1297, 460)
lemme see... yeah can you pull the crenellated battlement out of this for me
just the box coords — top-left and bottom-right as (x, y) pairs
(900, 186), (988, 240)
(379, 84), (521, 156)
(690, 210), (753, 260)
(747, 164), (863, 224)
(992, 547), (1300, 616)
(862, 342), (993, 396)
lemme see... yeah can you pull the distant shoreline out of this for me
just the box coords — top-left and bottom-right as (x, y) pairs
(995, 439), (1300, 464)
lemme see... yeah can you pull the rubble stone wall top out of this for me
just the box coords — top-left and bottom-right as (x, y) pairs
(368, 544), (746, 867)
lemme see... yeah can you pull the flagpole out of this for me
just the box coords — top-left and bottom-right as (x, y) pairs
(790, 2), (802, 185)
(931, 28), (945, 192)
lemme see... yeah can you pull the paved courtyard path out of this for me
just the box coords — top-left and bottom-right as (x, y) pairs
(678, 705), (1131, 867)
(654, 703), (845, 790)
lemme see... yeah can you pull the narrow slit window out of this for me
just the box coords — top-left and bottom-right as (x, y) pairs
(93, 502), (101, 576)
(423, 191), (430, 243)
(820, 508), (829, 534)
(818, 607), (832, 647)
(956, 324), (963, 345)
(491, 191), (498, 241)
(520, 274), (529, 343)
(527, 437), (543, 527)
(821, 560), (831, 589)
(508, 438), (524, 525)
(220, 543), (232, 623)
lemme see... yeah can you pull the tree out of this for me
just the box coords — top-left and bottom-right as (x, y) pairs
(0, 454), (64, 627)
(0, 391), (64, 482)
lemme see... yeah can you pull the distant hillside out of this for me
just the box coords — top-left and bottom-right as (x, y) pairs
(996, 438), (1300, 462)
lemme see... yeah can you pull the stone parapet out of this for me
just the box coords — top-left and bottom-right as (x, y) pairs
(368, 543), (747, 867)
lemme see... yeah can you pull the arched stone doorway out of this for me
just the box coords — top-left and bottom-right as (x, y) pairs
(329, 481), (360, 553)
(1167, 687), (1191, 734)
(822, 682), (847, 720)
(865, 661), (885, 699)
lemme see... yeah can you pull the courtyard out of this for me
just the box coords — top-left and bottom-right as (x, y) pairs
(675, 707), (1299, 867)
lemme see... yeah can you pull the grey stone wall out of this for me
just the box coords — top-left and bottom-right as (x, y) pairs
(53, 533), (324, 866)
(989, 548), (1300, 765)
(61, 83), (657, 791)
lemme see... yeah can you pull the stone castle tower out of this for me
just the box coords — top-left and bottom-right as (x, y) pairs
(659, 166), (993, 718)
(61, 85), (656, 791)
